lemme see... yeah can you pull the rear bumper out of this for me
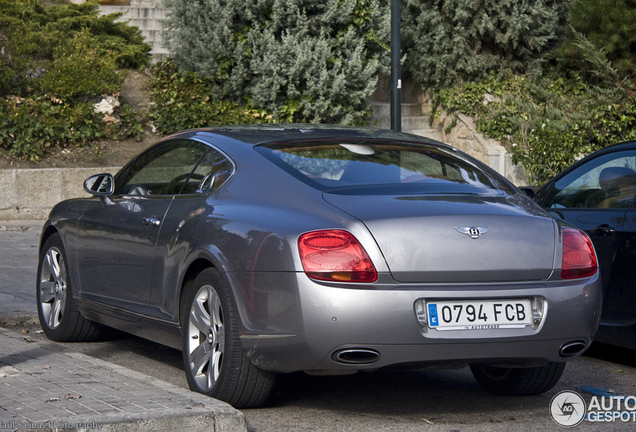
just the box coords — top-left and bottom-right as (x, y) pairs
(235, 272), (602, 373)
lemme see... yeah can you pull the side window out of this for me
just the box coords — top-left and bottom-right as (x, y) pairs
(119, 140), (208, 196)
(181, 148), (234, 194)
(543, 150), (636, 209)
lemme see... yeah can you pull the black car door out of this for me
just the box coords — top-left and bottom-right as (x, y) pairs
(538, 149), (636, 325)
(75, 139), (209, 318)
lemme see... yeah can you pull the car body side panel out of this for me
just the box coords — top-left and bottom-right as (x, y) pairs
(145, 195), (208, 322)
(75, 196), (173, 318)
(601, 209), (636, 325)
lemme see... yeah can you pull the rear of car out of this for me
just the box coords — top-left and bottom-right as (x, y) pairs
(239, 137), (601, 394)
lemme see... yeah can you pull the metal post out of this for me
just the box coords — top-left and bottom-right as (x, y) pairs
(390, 0), (401, 132)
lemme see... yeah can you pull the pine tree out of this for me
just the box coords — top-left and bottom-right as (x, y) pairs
(403, 0), (568, 87)
(161, 0), (389, 125)
(564, 0), (636, 78)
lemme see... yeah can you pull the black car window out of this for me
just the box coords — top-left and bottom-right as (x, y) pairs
(257, 140), (510, 195)
(543, 150), (636, 209)
(119, 140), (208, 196)
(181, 148), (234, 194)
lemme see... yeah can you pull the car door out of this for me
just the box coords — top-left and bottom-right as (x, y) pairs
(144, 145), (235, 322)
(537, 149), (636, 324)
(75, 139), (209, 318)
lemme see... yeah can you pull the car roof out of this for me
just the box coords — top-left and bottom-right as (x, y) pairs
(167, 123), (451, 147)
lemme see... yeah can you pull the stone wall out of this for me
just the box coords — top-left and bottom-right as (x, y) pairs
(0, 168), (120, 220)
(429, 110), (528, 186)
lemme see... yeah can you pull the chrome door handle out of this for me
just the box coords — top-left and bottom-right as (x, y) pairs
(591, 224), (616, 237)
(143, 217), (161, 228)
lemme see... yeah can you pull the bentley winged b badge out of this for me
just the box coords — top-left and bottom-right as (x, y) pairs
(455, 226), (491, 239)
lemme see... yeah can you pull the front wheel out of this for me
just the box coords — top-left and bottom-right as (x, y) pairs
(182, 268), (275, 408)
(470, 362), (565, 396)
(37, 233), (103, 342)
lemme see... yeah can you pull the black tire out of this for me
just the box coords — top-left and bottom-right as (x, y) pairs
(181, 268), (275, 408)
(470, 362), (566, 396)
(37, 233), (103, 342)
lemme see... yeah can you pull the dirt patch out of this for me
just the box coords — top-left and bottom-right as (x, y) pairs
(0, 70), (160, 170)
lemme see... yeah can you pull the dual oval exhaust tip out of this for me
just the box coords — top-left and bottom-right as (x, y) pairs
(560, 340), (588, 357)
(332, 348), (381, 365)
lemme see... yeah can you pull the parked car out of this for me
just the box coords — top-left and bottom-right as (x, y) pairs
(37, 125), (601, 408)
(531, 141), (636, 350)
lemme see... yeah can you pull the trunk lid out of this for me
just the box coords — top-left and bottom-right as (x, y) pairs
(323, 192), (557, 283)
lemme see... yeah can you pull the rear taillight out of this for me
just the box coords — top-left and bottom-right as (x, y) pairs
(561, 227), (598, 279)
(298, 230), (378, 283)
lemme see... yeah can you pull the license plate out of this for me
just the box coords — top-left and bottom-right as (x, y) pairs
(426, 299), (532, 331)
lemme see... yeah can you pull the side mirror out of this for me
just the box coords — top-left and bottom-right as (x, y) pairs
(518, 187), (536, 199)
(84, 173), (114, 196)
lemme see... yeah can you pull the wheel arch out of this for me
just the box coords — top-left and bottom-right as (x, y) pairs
(178, 257), (215, 325)
(39, 224), (60, 253)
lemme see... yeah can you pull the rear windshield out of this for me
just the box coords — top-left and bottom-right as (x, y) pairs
(256, 140), (511, 195)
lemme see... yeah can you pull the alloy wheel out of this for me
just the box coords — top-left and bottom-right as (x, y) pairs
(186, 284), (225, 391)
(39, 247), (67, 329)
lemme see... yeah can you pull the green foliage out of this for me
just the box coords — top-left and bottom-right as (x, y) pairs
(161, 0), (389, 125)
(403, 0), (568, 87)
(560, 0), (636, 78)
(43, 1), (151, 69)
(40, 29), (125, 101)
(148, 60), (276, 135)
(434, 73), (636, 184)
(0, 96), (102, 161)
(0, 96), (144, 162)
(0, 0), (150, 98)
(0, 0), (147, 161)
(425, 0), (636, 184)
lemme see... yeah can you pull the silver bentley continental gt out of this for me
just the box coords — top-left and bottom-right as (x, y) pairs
(37, 125), (602, 408)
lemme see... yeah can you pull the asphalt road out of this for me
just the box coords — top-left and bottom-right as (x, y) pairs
(2, 221), (636, 431)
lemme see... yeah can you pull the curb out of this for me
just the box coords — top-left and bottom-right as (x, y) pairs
(0, 328), (247, 432)
(0, 314), (39, 327)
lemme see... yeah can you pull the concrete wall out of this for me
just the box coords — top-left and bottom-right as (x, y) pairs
(0, 168), (120, 220)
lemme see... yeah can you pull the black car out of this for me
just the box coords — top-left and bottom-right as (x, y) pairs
(532, 141), (636, 349)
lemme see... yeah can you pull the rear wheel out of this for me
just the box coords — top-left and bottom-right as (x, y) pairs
(470, 362), (565, 396)
(37, 233), (103, 342)
(182, 268), (275, 408)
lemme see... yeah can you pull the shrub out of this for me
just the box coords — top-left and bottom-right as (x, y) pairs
(0, 96), (104, 161)
(560, 0), (636, 79)
(0, 0), (148, 161)
(0, 95), (143, 162)
(0, 0), (150, 99)
(161, 0), (389, 125)
(148, 60), (275, 135)
(402, 0), (568, 87)
(40, 29), (125, 101)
